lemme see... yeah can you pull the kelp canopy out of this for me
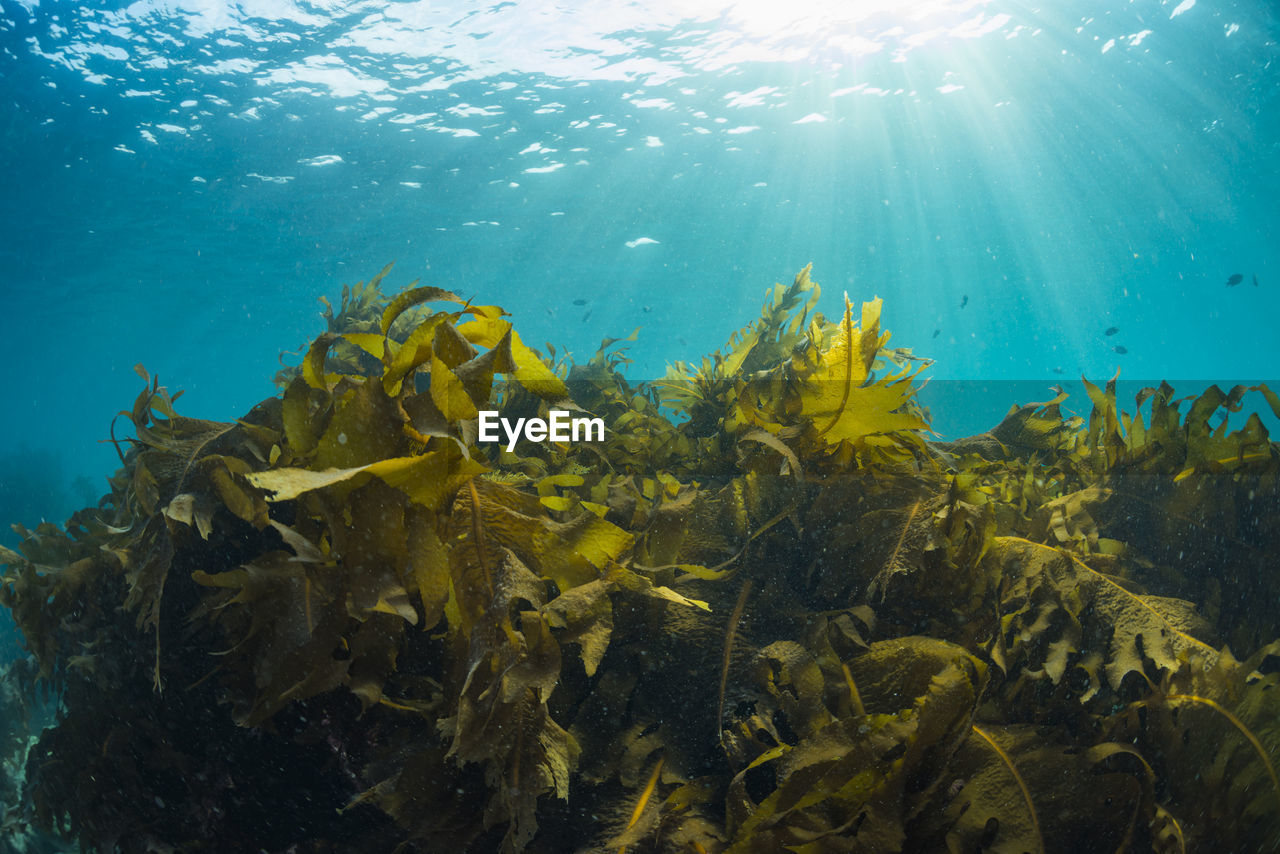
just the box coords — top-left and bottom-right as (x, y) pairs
(3, 264), (1280, 853)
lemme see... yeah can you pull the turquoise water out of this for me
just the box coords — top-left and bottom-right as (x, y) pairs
(2, 0), (1276, 524)
(0, 1), (1277, 847)
(3, 0), (1276, 644)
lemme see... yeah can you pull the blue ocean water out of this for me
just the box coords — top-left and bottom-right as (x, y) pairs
(0, 5), (1274, 850)
(0, 6), (1278, 851)
(0, 1), (1276, 653)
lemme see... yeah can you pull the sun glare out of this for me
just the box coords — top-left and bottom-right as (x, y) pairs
(684, 0), (1004, 62)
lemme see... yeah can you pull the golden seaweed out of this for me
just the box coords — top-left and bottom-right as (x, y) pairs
(2, 265), (1278, 854)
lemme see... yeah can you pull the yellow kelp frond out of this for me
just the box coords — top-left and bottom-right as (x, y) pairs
(657, 265), (820, 427)
(730, 290), (930, 472)
(799, 294), (927, 445)
(9, 263), (1280, 854)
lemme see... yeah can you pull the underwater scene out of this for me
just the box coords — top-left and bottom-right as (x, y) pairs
(2, 0), (1279, 851)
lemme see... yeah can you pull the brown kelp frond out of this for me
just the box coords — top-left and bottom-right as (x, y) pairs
(1107, 643), (1280, 850)
(617, 754), (665, 854)
(970, 724), (1043, 854)
(716, 579), (753, 743)
(657, 264), (820, 424)
(1162, 693), (1280, 813)
(5, 265), (1280, 853)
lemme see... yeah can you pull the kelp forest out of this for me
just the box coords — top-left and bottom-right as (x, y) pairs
(2, 265), (1279, 853)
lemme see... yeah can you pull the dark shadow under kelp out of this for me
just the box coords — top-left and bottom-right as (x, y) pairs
(3, 264), (1280, 853)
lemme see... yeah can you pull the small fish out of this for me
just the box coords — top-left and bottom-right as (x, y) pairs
(960, 295), (968, 309)
(643, 305), (652, 313)
(581, 310), (591, 322)
(932, 328), (940, 339)
(1226, 273), (1243, 286)
(1053, 366), (1065, 375)
(573, 298), (587, 306)
(1104, 326), (1119, 336)
(1113, 345), (1128, 354)
(1253, 274), (1260, 287)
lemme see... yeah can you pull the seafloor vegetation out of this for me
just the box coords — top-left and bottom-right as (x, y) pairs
(2, 265), (1279, 853)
